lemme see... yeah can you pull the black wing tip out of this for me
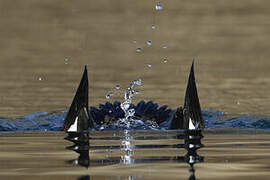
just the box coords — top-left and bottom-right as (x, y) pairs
(62, 66), (92, 132)
(185, 61), (204, 129)
(190, 61), (195, 79)
(170, 61), (204, 130)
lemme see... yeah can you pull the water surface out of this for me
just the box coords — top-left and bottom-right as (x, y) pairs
(0, 131), (270, 180)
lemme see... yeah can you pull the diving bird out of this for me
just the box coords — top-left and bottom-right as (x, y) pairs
(62, 62), (204, 132)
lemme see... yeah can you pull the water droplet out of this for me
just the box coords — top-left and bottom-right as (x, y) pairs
(38, 77), (43, 81)
(163, 58), (168, 63)
(136, 48), (142, 53)
(115, 85), (120, 90)
(147, 64), (152, 68)
(155, 3), (163, 11)
(106, 92), (114, 99)
(151, 25), (156, 29)
(133, 79), (142, 86)
(162, 44), (167, 49)
(127, 109), (135, 117)
(64, 58), (69, 64)
(121, 101), (130, 111)
(133, 40), (137, 44)
(146, 40), (152, 46)
(108, 110), (112, 113)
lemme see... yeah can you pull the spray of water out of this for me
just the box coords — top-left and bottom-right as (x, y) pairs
(119, 78), (142, 129)
(118, 80), (142, 164)
(121, 129), (134, 164)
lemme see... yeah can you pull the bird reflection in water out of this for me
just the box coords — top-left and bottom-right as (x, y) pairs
(63, 64), (204, 179)
(66, 129), (203, 180)
(183, 130), (204, 180)
(66, 131), (90, 168)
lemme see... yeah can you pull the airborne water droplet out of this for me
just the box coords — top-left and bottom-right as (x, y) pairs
(147, 64), (152, 68)
(133, 79), (142, 86)
(115, 85), (120, 90)
(155, 3), (163, 11)
(146, 40), (152, 46)
(64, 57), (69, 64)
(121, 101), (130, 111)
(38, 77), (43, 81)
(106, 92), (114, 99)
(136, 48), (142, 53)
(163, 58), (168, 63)
(151, 25), (156, 29)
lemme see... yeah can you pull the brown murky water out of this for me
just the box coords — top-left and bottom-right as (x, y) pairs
(0, 0), (270, 117)
(0, 131), (270, 180)
(1, 1), (270, 180)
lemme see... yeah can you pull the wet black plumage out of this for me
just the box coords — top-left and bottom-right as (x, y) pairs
(89, 100), (172, 125)
(62, 62), (204, 131)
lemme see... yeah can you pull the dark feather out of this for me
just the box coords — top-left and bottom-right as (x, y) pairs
(62, 66), (94, 131)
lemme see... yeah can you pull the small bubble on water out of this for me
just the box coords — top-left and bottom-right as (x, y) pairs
(147, 64), (152, 68)
(151, 25), (156, 29)
(163, 58), (168, 63)
(146, 40), (152, 46)
(155, 3), (163, 11)
(162, 44), (167, 49)
(136, 48), (142, 53)
(106, 92), (114, 99)
(115, 85), (120, 90)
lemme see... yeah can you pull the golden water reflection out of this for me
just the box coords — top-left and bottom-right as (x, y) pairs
(66, 130), (204, 180)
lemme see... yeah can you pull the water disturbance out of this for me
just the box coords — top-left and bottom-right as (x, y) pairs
(1, 0), (270, 179)
(155, 3), (163, 11)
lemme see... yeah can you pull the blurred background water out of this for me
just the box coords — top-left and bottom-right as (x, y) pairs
(1, 0), (270, 119)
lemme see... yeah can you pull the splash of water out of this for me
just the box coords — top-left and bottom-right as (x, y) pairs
(121, 129), (134, 164)
(155, 3), (163, 11)
(119, 79), (142, 129)
(105, 92), (114, 99)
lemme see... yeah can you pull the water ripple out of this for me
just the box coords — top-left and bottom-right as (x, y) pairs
(1, 102), (270, 131)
